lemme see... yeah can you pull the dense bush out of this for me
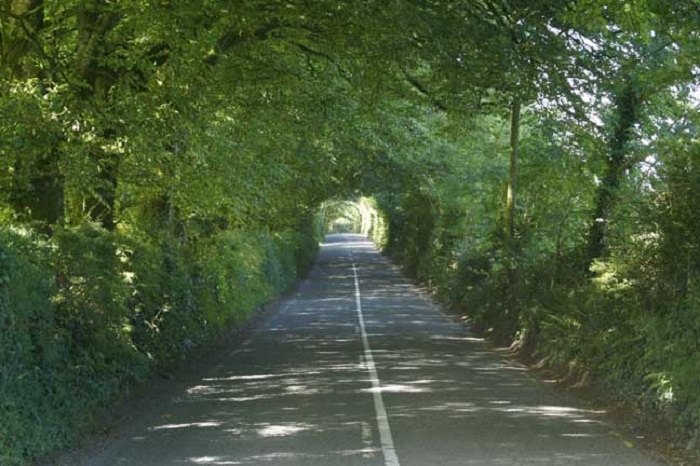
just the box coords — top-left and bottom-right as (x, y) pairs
(0, 224), (317, 466)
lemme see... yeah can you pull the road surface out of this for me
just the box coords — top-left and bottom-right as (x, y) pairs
(79, 234), (662, 466)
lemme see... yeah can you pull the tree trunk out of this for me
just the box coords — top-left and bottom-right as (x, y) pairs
(506, 97), (520, 243)
(585, 79), (641, 270)
(74, 3), (121, 230)
(4, 0), (65, 231)
(501, 97), (521, 341)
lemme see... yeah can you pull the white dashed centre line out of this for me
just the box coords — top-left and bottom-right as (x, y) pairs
(350, 253), (401, 466)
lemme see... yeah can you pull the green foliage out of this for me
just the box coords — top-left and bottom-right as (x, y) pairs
(2, 0), (700, 462)
(0, 229), (62, 465)
(0, 223), (317, 465)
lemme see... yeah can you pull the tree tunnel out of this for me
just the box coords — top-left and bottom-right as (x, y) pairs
(2, 1), (700, 464)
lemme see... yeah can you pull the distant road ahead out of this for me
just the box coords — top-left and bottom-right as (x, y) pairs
(80, 234), (662, 466)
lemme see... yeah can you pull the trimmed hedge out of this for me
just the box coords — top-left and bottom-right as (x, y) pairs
(0, 224), (317, 466)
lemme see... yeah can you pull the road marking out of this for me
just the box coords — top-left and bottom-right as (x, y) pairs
(350, 253), (401, 466)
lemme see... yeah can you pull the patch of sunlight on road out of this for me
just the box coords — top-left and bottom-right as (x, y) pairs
(314, 297), (351, 303)
(321, 240), (373, 250)
(360, 383), (433, 394)
(420, 401), (482, 413)
(200, 372), (320, 382)
(284, 385), (321, 395)
(256, 423), (314, 437)
(249, 452), (307, 461)
(210, 394), (276, 402)
(499, 405), (607, 418)
(189, 456), (242, 465)
(150, 421), (222, 431)
(571, 418), (604, 424)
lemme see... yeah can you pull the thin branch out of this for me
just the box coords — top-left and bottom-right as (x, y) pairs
(401, 68), (448, 112)
(289, 41), (352, 82)
(0, 8), (75, 87)
(618, 153), (648, 173)
(641, 40), (675, 60)
(205, 21), (282, 66)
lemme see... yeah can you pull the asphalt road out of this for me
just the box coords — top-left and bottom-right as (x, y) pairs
(80, 234), (663, 466)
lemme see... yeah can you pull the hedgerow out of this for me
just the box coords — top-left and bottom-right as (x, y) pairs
(0, 225), (317, 466)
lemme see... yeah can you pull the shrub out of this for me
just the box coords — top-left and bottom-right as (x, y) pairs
(0, 221), (318, 465)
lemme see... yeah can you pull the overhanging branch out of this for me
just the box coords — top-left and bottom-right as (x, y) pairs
(402, 69), (448, 112)
(204, 21), (283, 67)
(289, 41), (352, 82)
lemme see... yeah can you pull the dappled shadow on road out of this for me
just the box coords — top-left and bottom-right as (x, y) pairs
(92, 234), (657, 466)
(118, 345), (381, 464)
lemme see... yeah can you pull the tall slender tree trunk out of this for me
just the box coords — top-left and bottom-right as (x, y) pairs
(502, 97), (521, 341)
(73, 3), (121, 230)
(585, 79), (642, 270)
(506, 97), (520, 243)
